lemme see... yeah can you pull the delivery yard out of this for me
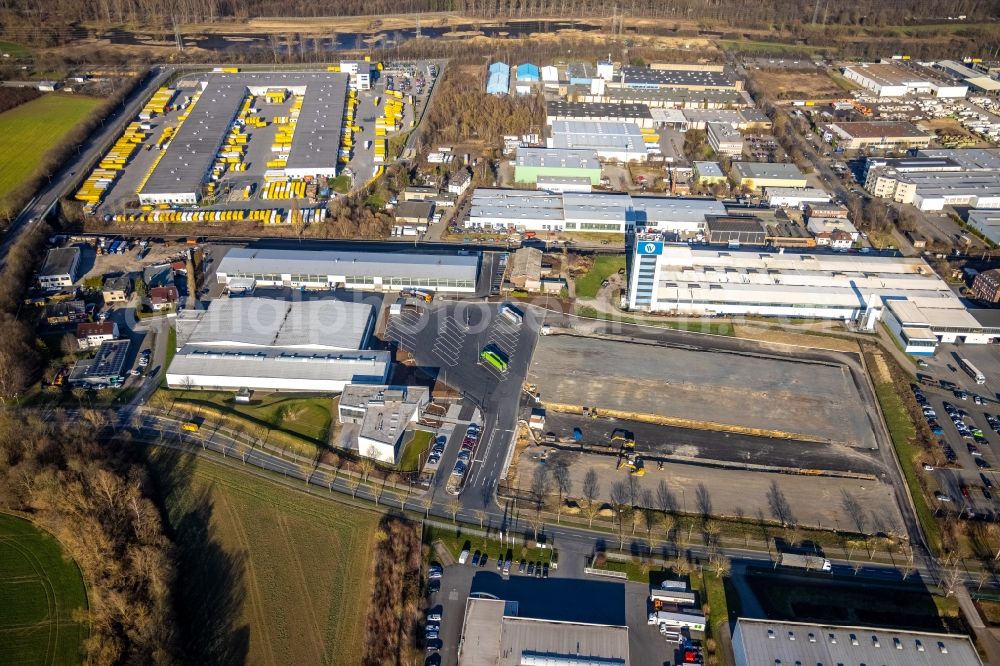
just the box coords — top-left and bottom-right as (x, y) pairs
(527, 334), (878, 449)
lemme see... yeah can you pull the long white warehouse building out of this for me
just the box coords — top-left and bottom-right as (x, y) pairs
(467, 188), (725, 236)
(626, 241), (995, 350)
(166, 297), (390, 392)
(216, 248), (479, 292)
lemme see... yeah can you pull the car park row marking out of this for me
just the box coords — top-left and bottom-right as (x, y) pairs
(385, 310), (422, 351)
(432, 315), (466, 367)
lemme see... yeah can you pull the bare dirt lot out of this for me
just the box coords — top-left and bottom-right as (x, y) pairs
(528, 334), (877, 448)
(749, 68), (846, 100)
(516, 446), (904, 533)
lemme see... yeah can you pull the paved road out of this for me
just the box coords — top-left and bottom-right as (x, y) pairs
(0, 66), (174, 267)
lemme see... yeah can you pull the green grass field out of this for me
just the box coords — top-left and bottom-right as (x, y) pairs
(575, 255), (626, 298)
(398, 429), (432, 472)
(0, 94), (100, 206)
(151, 449), (380, 666)
(168, 390), (334, 446)
(0, 41), (28, 57)
(0, 513), (89, 666)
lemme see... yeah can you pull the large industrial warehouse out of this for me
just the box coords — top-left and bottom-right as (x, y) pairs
(467, 189), (726, 235)
(140, 72), (348, 205)
(215, 248), (480, 292)
(626, 241), (989, 347)
(166, 297), (390, 392)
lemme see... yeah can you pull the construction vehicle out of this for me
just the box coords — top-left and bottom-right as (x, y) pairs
(612, 429), (644, 475)
(182, 422), (200, 433)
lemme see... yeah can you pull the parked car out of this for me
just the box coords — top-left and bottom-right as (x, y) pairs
(471, 550), (481, 566)
(982, 474), (994, 489)
(935, 491), (953, 502)
(427, 612), (442, 622)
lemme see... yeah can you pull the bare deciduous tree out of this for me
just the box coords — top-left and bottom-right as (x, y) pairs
(582, 468), (601, 528)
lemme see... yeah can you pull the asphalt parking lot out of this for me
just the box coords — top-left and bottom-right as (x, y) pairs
(916, 384), (1000, 518)
(384, 300), (539, 503)
(912, 344), (1000, 519)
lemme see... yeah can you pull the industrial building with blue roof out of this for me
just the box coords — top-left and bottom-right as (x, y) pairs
(516, 64), (540, 81)
(487, 62), (510, 95)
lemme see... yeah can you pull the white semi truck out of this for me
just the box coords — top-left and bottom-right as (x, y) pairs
(779, 553), (832, 572)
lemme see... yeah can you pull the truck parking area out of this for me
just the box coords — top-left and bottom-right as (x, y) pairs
(75, 61), (438, 227)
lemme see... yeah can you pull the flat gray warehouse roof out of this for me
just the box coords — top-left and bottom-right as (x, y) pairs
(516, 147), (600, 170)
(216, 248), (479, 282)
(460, 598), (630, 666)
(621, 66), (737, 88)
(184, 297), (372, 351)
(733, 161), (806, 180)
(734, 618), (981, 666)
(167, 348), (390, 386)
(143, 71), (348, 196)
(546, 101), (652, 120)
(40, 246), (80, 277)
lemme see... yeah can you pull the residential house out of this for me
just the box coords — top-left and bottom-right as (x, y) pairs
(102, 275), (131, 304)
(448, 168), (472, 196)
(149, 286), (178, 311)
(76, 321), (119, 350)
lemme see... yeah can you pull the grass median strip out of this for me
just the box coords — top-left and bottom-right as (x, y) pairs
(873, 379), (943, 555)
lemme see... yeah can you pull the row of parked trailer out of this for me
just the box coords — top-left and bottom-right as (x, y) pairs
(106, 207), (328, 225)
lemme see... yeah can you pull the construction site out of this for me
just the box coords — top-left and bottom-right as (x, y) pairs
(75, 62), (432, 226)
(515, 332), (904, 531)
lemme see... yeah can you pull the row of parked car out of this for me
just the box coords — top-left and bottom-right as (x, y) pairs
(460, 548), (550, 578)
(425, 565), (444, 659)
(448, 423), (480, 489)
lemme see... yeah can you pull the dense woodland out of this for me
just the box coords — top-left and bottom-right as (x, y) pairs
(420, 61), (543, 154)
(0, 87), (40, 115)
(0, 0), (993, 30)
(0, 413), (181, 664)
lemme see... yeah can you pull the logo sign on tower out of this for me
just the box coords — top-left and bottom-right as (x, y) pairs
(638, 241), (663, 256)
